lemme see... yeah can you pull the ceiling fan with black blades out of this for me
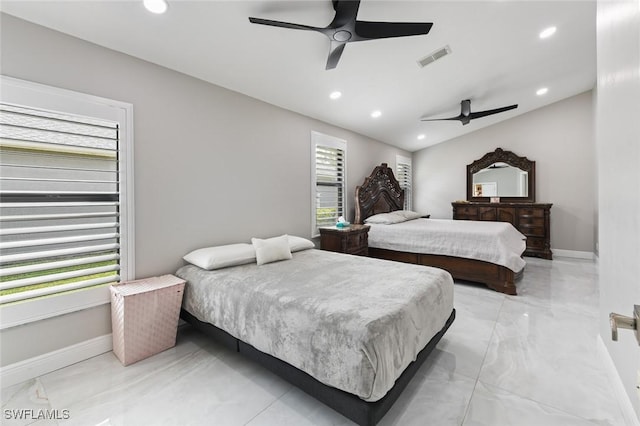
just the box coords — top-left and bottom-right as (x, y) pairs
(421, 99), (518, 126)
(248, 0), (433, 70)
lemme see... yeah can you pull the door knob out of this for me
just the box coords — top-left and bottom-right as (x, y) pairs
(609, 305), (640, 345)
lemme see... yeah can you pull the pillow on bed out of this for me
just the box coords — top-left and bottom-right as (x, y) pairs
(394, 210), (422, 220)
(364, 211), (409, 225)
(287, 235), (315, 252)
(252, 235), (293, 265)
(365, 210), (423, 224)
(183, 243), (256, 270)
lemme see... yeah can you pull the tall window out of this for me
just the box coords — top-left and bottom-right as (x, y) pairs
(0, 76), (133, 324)
(311, 131), (346, 237)
(396, 155), (412, 211)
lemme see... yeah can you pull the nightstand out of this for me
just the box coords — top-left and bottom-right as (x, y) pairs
(319, 224), (370, 256)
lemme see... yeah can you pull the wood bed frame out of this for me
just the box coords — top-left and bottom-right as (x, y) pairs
(355, 163), (522, 295)
(181, 308), (455, 426)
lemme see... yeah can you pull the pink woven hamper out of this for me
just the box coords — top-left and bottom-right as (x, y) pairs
(110, 274), (186, 366)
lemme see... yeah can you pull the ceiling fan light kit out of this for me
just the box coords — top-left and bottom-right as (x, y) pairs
(249, 0), (433, 70)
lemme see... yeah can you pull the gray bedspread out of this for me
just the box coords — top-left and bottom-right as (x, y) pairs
(368, 218), (526, 272)
(175, 249), (453, 402)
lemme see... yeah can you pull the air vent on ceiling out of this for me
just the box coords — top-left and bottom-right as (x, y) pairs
(417, 45), (451, 68)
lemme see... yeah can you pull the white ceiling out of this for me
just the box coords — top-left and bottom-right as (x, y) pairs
(0, 0), (596, 152)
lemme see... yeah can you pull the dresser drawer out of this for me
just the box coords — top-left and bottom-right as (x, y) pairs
(346, 231), (368, 251)
(526, 237), (547, 250)
(518, 216), (545, 227)
(518, 207), (544, 218)
(455, 206), (478, 217)
(518, 224), (546, 237)
(478, 207), (497, 221)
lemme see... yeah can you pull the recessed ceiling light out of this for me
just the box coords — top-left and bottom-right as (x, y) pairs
(329, 91), (342, 100)
(539, 26), (556, 39)
(536, 87), (549, 96)
(144, 0), (168, 14)
(417, 134), (426, 140)
(371, 110), (382, 118)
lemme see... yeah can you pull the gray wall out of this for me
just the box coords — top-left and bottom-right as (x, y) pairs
(0, 14), (409, 366)
(596, 0), (640, 417)
(413, 91), (596, 254)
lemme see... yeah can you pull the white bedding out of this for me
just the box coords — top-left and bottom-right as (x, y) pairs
(176, 249), (453, 402)
(368, 218), (527, 272)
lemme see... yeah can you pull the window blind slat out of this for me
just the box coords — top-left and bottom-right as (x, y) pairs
(2, 177), (117, 184)
(0, 222), (118, 236)
(1, 201), (119, 208)
(0, 212), (118, 222)
(0, 253), (120, 277)
(0, 275), (120, 305)
(1, 264), (120, 291)
(0, 233), (119, 250)
(0, 103), (118, 129)
(0, 243), (120, 264)
(0, 139), (116, 157)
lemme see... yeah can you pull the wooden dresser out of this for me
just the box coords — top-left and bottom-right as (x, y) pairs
(452, 202), (552, 259)
(319, 224), (370, 256)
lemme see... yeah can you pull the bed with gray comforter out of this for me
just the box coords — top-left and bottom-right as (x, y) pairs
(176, 248), (454, 403)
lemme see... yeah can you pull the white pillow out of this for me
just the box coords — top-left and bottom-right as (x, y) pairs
(183, 243), (256, 270)
(287, 235), (315, 252)
(251, 235), (293, 265)
(394, 210), (422, 220)
(364, 212), (408, 225)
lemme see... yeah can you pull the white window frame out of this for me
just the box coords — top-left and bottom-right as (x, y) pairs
(310, 131), (347, 238)
(396, 154), (412, 211)
(0, 76), (134, 329)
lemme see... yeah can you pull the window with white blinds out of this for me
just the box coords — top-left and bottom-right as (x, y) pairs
(0, 103), (123, 305)
(396, 155), (412, 211)
(311, 132), (346, 237)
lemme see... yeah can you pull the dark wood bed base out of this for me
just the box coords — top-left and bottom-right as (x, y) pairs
(368, 248), (521, 295)
(356, 163), (522, 295)
(181, 308), (456, 426)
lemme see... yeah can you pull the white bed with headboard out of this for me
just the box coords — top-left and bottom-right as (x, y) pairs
(355, 163), (526, 295)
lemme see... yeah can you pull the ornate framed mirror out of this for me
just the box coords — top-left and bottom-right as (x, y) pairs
(467, 148), (536, 203)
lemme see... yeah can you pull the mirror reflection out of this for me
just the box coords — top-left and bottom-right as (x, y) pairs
(472, 163), (528, 197)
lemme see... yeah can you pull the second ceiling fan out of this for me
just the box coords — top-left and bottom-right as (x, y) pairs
(421, 99), (518, 126)
(249, 0), (433, 70)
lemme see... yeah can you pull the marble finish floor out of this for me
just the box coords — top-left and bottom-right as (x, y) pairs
(2, 257), (627, 425)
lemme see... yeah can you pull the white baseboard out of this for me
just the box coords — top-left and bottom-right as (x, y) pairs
(0, 334), (113, 388)
(597, 335), (640, 426)
(551, 248), (595, 260)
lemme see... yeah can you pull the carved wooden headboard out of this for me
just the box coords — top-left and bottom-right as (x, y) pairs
(354, 163), (405, 224)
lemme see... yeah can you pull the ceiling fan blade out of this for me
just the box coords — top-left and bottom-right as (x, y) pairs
(354, 21), (433, 40)
(421, 116), (463, 123)
(248, 17), (321, 32)
(326, 41), (347, 70)
(329, 0), (361, 28)
(469, 104), (518, 120)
